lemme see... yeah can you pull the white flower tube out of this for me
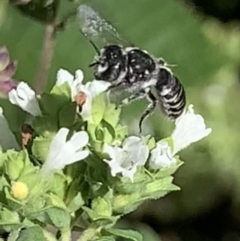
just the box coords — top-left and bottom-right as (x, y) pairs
(55, 69), (110, 120)
(41, 128), (89, 175)
(149, 104), (212, 169)
(0, 107), (20, 151)
(171, 104), (212, 155)
(104, 136), (149, 181)
(8, 82), (41, 117)
(149, 141), (176, 169)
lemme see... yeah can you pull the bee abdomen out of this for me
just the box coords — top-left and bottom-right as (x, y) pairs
(157, 69), (186, 120)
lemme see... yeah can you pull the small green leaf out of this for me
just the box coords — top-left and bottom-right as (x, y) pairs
(33, 116), (58, 136)
(34, 207), (71, 228)
(147, 137), (156, 150)
(92, 195), (112, 217)
(115, 125), (128, 142)
(91, 93), (107, 125)
(58, 102), (77, 128)
(46, 193), (67, 209)
(95, 236), (115, 241)
(7, 229), (21, 241)
(50, 82), (71, 100)
(50, 172), (67, 200)
(105, 228), (143, 241)
(144, 177), (180, 201)
(82, 206), (118, 225)
(153, 159), (183, 179)
(16, 226), (45, 241)
(103, 102), (121, 128)
(112, 193), (140, 214)
(0, 208), (20, 227)
(3, 150), (25, 180)
(32, 135), (52, 161)
(40, 91), (69, 117)
(67, 192), (84, 213)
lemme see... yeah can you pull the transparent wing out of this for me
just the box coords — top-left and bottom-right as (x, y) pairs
(77, 4), (131, 48)
(108, 82), (144, 106)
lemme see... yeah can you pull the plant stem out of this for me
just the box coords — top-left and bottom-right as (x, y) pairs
(34, 23), (55, 94)
(42, 229), (58, 241)
(76, 228), (96, 241)
(60, 228), (71, 241)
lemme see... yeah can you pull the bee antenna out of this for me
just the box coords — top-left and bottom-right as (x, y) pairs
(89, 39), (100, 55)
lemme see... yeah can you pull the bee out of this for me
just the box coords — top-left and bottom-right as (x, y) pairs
(77, 4), (186, 133)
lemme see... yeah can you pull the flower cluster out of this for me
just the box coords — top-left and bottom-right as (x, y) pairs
(0, 51), (212, 241)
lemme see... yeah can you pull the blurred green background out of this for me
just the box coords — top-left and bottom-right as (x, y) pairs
(1, 0), (240, 240)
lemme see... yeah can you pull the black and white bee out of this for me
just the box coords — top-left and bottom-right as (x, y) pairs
(77, 4), (186, 133)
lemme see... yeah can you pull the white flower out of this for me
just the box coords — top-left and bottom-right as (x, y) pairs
(171, 104), (212, 154)
(40, 128), (89, 175)
(56, 69), (110, 120)
(149, 141), (176, 169)
(8, 82), (41, 117)
(104, 136), (149, 181)
(149, 105), (212, 170)
(0, 107), (20, 151)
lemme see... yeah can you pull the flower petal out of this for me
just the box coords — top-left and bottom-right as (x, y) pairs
(56, 69), (74, 86)
(171, 104), (212, 154)
(66, 150), (89, 165)
(122, 165), (137, 182)
(8, 82), (42, 116)
(69, 131), (89, 150)
(123, 136), (149, 166)
(75, 70), (84, 83)
(85, 80), (111, 97)
(149, 141), (176, 169)
(41, 128), (89, 175)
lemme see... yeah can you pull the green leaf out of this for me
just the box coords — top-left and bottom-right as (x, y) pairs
(16, 226), (46, 241)
(91, 93), (107, 125)
(147, 137), (156, 150)
(105, 228), (143, 241)
(132, 223), (160, 241)
(50, 82), (71, 100)
(58, 102), (77, 128)
(92, 193), (113, 217)
(95, 236), (115, 241)
(31, 135), (52, 161)
(103, 102), (121, 128)
(67, 192), (84, 213)
(0, 208), (21, 230)
(112, 193), (141, 214)
(144, 177), (180, 200)
(33, 115), (58, 136)
(3, 150), (26, 180)
(46, 193), (67, 209)
(34, 207), (71, 228)
(82, 206), (118, 226)
(7, 229), (21, 241)
(153, 159), (183, 179)
(50, 172), (67, 200)
(114, 125), (128, 142)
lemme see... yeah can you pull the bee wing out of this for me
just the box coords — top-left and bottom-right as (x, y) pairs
(77, 4), (132, 49)
(108, 82), (143, 106)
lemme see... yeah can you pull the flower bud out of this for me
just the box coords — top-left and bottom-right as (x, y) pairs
(11, 181), (29, 200)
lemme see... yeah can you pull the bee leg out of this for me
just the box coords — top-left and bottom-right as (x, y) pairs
(139, 91), (158, 133)
(115, 90), (146, 109)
